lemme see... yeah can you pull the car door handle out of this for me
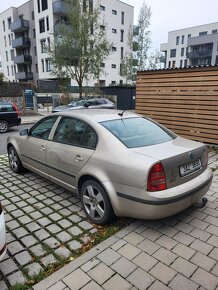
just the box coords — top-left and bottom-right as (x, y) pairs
(75, 155), (83, 161)
(40, 145), (46, 151)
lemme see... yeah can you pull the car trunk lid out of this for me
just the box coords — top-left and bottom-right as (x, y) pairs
(131, 137), (208, 189)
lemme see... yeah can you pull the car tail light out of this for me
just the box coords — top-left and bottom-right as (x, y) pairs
(0, 202), (2, 215)
(147, 162), (166, 191)
(12, 103), (20, 115)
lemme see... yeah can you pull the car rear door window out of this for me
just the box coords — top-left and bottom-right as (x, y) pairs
(30, 116), (58, 140)
(53, 117), (97, 149)
(0, 104), (13, 112)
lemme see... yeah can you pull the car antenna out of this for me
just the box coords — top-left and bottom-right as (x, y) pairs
(118, 110), (126, 117)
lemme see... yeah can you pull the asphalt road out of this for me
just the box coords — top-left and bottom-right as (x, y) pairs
(0, 124), (32, 155)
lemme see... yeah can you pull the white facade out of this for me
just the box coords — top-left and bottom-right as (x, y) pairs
(0, 0), (133, 87)
(160, 22), (218, 69)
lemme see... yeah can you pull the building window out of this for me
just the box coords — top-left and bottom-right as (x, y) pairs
(111, 81), (116, 85)
(4, 36), (6, 47)
(41, 0), (48, 11)
(3, 20), (5, 32)
(181, 47), (184, 57)
(168, 61), (171, 68)
(7, 66), (9, 76)
(172, 61), (176, 68)
(39, 19), (45, 33)
(186, 47), (189, 56)
(111, 64), (116, 68)
(36, 64), (38, 73)
(120, 29), (124, 42)
(112, 10), (117, 15)
(34, 46), (37, 56)
(32, 11), (35, 20)
(46, 16), (49, 31)
(121, 11), (124, 25)
(6, 51), (8, 62)
(45, 59), (51, 72)
(199, 31), (207, 36)
(112, 28), (117, 33)
(47, 37), (50, 51)
(100, 5), (105, 11)
(100, 25), (105, 31)
(212, 29), (217, 34)
(41, 59), (44, 72)
(184, 59), (188, 67)
(121, 47), (124, 60)
(40, 39), (46, 53)
(8, 17), (11, 29)
(176, 36), (179, 45)
(14, 65), (16, 74)
(112, 47), (117, 52)
(11, 65), (14, 76)
(10, 49), (14, 60)
(170, 49), (176, 58)
(8, 34), (11, 46)
(188, 34), (191, 38)
(33, 29), (36, 38)
(180, 60), (183, 67)
(37, 0), (40, 13)
(100, 63), (105, 67)
(181, 35), (185, 44)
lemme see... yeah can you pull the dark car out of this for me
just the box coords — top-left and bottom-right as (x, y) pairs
(52, 98), (115, 113)
(0, 102), (21, 133)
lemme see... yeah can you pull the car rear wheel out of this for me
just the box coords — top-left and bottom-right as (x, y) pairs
(0, 120), (9, 133)
(81, 179), (115, 225)
(8, 146), (24, 173)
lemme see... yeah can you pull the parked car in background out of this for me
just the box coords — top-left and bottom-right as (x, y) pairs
(7, 110), (212, 225)
(0, 102), (21, 133)
(52, 98), (115, 113)
(0, 201), (7, 261)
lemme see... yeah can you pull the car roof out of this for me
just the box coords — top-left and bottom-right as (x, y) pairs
(53, 109), (140, 122)
(0, 102), (13, 105)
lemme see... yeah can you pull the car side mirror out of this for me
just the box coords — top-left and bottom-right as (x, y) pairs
(19, 128), (29, 136)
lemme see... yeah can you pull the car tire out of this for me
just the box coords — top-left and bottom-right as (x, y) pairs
(0, 120), (9, 133)
(8, 146), (24, 173)
(80, 179), (116, 225)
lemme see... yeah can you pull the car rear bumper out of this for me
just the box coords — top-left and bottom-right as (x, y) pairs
(104, 168), (213, 219)
(0, 211), (6, 261)
(8, 117), (21, 127)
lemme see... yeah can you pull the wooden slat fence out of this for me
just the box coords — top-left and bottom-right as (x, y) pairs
(136, 66), (218, 145)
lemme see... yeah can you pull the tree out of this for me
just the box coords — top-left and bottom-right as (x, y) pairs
(147, 49), (163, 70)
(49, 0), (112, 97)
(0, 72), (4, 82)
(120, 2), (152, 83)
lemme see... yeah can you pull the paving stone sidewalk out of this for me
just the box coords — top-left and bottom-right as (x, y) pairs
(0, 151), (218, 290)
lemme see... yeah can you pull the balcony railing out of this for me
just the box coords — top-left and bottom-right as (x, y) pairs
(14, 55), (32, 64)
(187, 50), (212, 59)
(15, 72), (33, 80)
(53, 0), (67, 15)
(11, 19), (29, 33)
(12, 37), (31, 49)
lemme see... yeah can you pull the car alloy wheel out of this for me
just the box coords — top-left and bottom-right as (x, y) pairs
(8, 146), (24, 173)
(81, 179), (115, 225)
(0, 121), (9, 133)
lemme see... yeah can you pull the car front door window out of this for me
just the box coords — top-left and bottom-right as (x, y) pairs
(30, 117), (58, 140)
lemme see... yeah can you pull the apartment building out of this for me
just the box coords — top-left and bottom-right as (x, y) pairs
(160, 22), (218, 69)
(0, 0), (133, 86)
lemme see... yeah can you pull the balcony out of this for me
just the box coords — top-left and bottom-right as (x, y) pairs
(187, 33), (218, 46)
(53, 0), (67, 15)
(11, 19), (29, 33)
(187, 50), (212, 59)
(12, 37), (31, 49)
(14, 55), (32, 64)
(15, 72), (33, 80)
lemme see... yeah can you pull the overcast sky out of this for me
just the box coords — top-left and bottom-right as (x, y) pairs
(1, 0), (218, 49)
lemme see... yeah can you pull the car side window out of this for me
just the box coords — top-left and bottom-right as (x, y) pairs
(30, 116), (58, 140)
(0, 104), (13, 112)
(53, 117), (97, 149)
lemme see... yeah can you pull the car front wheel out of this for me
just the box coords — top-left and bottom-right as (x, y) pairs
(0, 120), (9, 133)
(81, 179), (115, 225)
(8, 146), (24, 173)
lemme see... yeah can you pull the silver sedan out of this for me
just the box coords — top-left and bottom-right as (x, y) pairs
(7, 110), (213, 224)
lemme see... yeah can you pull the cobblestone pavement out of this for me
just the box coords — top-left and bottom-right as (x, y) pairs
(0, 151), (218, 290)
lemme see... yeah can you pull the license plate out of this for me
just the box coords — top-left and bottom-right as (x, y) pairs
(180, 159), (201, 177)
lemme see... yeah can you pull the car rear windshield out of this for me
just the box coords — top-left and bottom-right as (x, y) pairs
(100, 117), (176, 148)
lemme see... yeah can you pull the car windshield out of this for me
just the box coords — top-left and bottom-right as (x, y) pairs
(100, 117), (176, 148)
